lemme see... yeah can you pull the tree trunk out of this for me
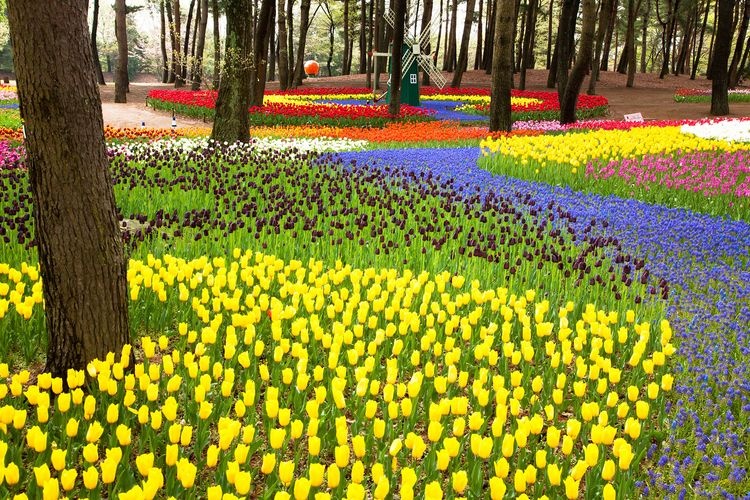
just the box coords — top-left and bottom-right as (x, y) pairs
(490, 0), (517, 131)
(366, 0), (373, 86)
(435, 0), (444, 72)
(451, 0), (476, 86)
(178, 0), (196, 85)
(711, 0), (732, 114)
(389, 0), (406, 116)
(114, 0), (128, 102)
(7, 0), (131, 377)
(484, 0), (496, 71)
(166, 0), (177, 82)
(707, 0), (718, 77)
(658, 0), (678, 79)
(641, 0), (650, 72)
(588, 0), (614, 94)
(292, 0), (311, 87)
(189, 0), (201, 83)
(277, 0), (290, 89)
(268, 0), (277, 81)
(287, 0), (296, 78)
(514, 0), (524, 72)
(729, 1), (750, 88)
(342, 0), (350, 75)
(360, 0), (368, 73)
(191, 0), (210, 89)
(519, 0), (539, 89)
(559, 0), (594, 124)
(211, 0), (253, 142)
(691, 0), (710, 79)
(675, 5), (695, 75)
(626, 0), (637, 86)
(251, 0), (274, 105)
(173, 0), (183, 86)
(739, 35), (750, 81)
(421, 0), (435, 85)
(160, 0), (169, 82)
(443, 0), (458, 71)
(92, 0), (106, 85)
(325, 2), (335, 76)
(600, 0), (617, 70)
(546, 0), (555, 68)
(475, 0), (484, 69)
(374, 0), (383, 88)
(213, 0), (221, 88)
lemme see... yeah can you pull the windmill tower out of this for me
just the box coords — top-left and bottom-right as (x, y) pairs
(371, 1), (446, 105)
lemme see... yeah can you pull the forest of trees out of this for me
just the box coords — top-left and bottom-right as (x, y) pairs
(76, 0), (750, 93)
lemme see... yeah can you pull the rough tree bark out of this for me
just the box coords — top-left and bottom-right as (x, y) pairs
(292, 0), (312, 87)
(267, 1), (276, 81)
(483, 0), (496, 72)
(114, 0), (129, 102)
(92, 0), (106, 85)
(343, 0), (351, 75)
(451, 0), (476, 87)
(711, 0), (732, 114)
(277, 0), (290, 89)
(191, 0), (210, 89)
(559, 0), (595, 124)
(389, 0), (406, 116)
(7, 0), (131, 377)
(489, 0), (516, 131)
(211, 0), (253, 142)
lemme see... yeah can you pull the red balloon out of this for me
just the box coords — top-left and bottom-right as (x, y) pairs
(304, 60), (320, 76)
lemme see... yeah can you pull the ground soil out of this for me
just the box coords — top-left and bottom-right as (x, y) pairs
(97, 69), (750, 128)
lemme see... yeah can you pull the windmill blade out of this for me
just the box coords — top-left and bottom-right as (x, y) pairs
(401, 50), (417, 77)
(418, 55), (447, 88)
(418, 19), (434, 49)
(383, 8), (395, 28)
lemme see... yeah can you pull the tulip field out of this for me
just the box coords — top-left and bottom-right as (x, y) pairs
(0, 84), (748, 499)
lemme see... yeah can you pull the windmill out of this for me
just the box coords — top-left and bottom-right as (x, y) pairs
(371, 2), (446, 105)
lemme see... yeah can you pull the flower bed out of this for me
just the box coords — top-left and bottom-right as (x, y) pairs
(674, 87), (750, 103)
(479, 122), (750, 220)
(147, 87), (609, 126)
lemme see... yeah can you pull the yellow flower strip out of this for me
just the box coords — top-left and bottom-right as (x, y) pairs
(0, 250), (674, 497)
(480, 125), (745, 169)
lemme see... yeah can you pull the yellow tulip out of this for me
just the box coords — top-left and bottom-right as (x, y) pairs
(547, 463), (562, 485)
(279, 460), (295, 486)
(235, 471), (252, 495)
(178, 459), (197, 488)
(489, 477), (507, 499)
(452, 470), (468, 493)
(83, 443), (99, 463)
(60, 468), (77, 491)
(335, 444), (350, 467)
(603, 483), (616, 500)
(309, 462), (325, 487)
(83, 466), (98, 490)
(101, 458), (118, 484)
(5, 462), (19, 486)
(51, 448), (67, 471)
(33, 463), (51, 487)
(327, 463), (341, 488)
(293, 477), (311, 499)
(270, 427), (286, 449)
(42, 477), (59, 500)
(564, 476), (580, 499)
(136, 452), (154, 476)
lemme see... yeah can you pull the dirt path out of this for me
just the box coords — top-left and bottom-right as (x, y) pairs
(98, 70), (750, 127)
